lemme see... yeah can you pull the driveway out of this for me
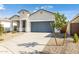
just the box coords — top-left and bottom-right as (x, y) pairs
(0, 32), (52, 54)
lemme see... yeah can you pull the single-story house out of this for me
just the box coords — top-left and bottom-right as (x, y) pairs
(9, 9), (56, 33)
(1, 9), (78, 35)
(67, 14), (79, 35)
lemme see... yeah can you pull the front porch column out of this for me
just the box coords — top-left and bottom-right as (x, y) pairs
(17, 21), (19, 32)
(26, 19), (31, 32)
(19, 20), (23, 32)
(10, 20), (13, 32)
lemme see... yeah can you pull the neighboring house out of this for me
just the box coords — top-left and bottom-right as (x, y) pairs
(0, 18), (11, 32)
(9, 9), (55, 33)
(67, 14), (79, 35)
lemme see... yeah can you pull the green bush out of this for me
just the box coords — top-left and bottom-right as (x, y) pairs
(73, 33), (79, 43)
(0, 24), (4, 41)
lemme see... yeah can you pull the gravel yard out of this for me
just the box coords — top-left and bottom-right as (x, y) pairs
(42, 37), (79, 54)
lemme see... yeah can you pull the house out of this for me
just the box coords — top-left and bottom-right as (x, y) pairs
(67, 14), (79, 35)
(9, 9), (55, 33)
(0, 18), (11, 32)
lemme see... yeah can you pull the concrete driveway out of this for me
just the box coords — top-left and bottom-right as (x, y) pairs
(0, 32), (52, 54)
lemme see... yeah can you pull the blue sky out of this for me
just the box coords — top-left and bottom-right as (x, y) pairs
(0, 4), (79, 21)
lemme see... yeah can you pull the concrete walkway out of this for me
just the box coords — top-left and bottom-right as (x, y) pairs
(0, 32), (51, 54)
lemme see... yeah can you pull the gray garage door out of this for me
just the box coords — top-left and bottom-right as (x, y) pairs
(31, 21), (53, 32)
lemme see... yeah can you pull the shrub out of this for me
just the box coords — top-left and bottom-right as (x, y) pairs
(0, 38), (4, 41)
(12, 31), (16, 34)
(0, 24), (4, 41)
(0, 24), (4, 36)
(73, 33), (79, 43)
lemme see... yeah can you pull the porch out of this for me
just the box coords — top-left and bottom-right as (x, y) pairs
(10, 20), (26, 32)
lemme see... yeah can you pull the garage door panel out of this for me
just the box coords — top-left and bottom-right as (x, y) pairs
(31, 21), (53, 32)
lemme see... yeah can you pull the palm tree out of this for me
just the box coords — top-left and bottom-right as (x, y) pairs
(51, 12), (67, 46)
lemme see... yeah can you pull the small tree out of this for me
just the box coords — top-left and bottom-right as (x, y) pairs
(51, 12), (67, 45)
(53, 12), (67, 31)
(62, 32), (66, 45)
(73, 33), (79, 43)
(50, 22), (57, 45)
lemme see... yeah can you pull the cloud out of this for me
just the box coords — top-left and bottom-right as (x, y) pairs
(0, 4), (5, 10)
(40, 5), (53, 9)
(35, 7), (39, 10)
(35, 5), (53, 10)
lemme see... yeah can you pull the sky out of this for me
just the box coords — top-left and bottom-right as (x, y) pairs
(0, 4), (79, 21)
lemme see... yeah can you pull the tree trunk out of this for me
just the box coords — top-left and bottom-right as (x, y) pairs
(62, 33), (66, 46)
(54, 31), (58, 45)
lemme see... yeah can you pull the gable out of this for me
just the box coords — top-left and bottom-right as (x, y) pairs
(29, 9), (55, 22)
(71, 16), (79, 23)
(10, 15), (20, 20)
(18, 9), (30, 14)
(18, 9), (30, 20)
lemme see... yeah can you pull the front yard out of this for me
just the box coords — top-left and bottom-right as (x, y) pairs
(0, 32), (51, 54)
(42, 38), (79, 54)
(0, 32), (79, 54)
(0, 32), (24, 42)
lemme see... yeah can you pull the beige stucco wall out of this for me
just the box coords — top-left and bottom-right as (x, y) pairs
(29, 10), (55, 22)
(19, 11), (30, 20)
